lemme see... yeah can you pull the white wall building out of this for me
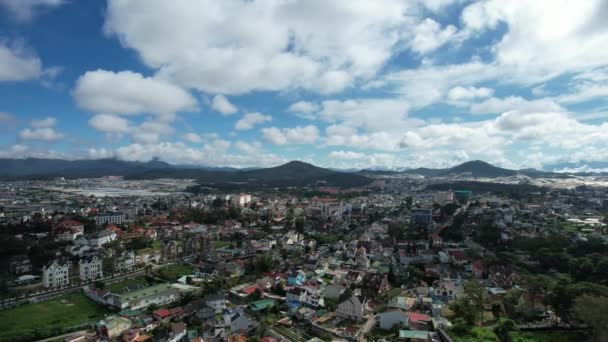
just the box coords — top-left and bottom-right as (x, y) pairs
(95, 212), (126, 226)
(114, 251), (136, 273)
(43, 260), (70, 288)
(79, 255), (103, 281)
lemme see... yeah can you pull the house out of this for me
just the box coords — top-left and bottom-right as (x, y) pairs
(472, 260), (484, 279)
(54, 220), (85, 241)
(344, 270), (363, 285)
(448, 250), (470, 266)
(288, 270), (306, 286)
(153, 308), (172, 322)
(79, 255), (103, 281)
(337, 295), (367, 322)
(167, 322), (187, 342)
(428, 233), (442, 248)
(96, 315), (132, 340)
(114, 251), (136, 273)
(184, 298), (215, 320)
(361, 273), (389, 298)
(488, 265), (520, 289)
(406, 312), (431, 330)
(398, 330), (431, 341)
(9, 255), (32, 275)
(249, 299), (276, 312)
(223, 310), (253, 333)
(102, 283), (179, 310)
(377, 309), (409, 330)
(42, 259), (70, 288)
(204, 293), (227, 313)
(287, 287), (306, 303)
(324, 284), (346, 300)
(432, 280), (458, 300)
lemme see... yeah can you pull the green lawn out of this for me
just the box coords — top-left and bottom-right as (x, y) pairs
(450, 327), (585, 342)
(0, 293), (111, 342)
(510, 331), (586, 342)
(107, 276), (151, 293)
(154, 264), (195, 281)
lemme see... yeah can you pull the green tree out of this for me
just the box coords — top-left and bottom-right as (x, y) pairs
(464, 280), (486, 326)
(573, 295), (608, 342)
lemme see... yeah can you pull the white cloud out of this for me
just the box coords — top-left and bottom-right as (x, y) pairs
(410, 18), (457, 54)
(88, 114), (130, 133)
(182, 133), (202, 143)
(262, 125), (319, 145)
(288, 101), (319, 118)
(0, 0), (63, 22)
(316, 98), (416, 132)
(328, 150), (366, 160)
(19, 127), (62, 141)
(234, 140), (262, 155)
(0, 41), (44, 81)
(103, 0), (428, 94)
(470, 96), (564, 115)
(234, 112), (272, 131)
(211, 95), (238, 115)
(18, 116), (62, 141)
(31, 116), (57, 128)
(87, 140), (286, 167)
(447, 86), (493, 102)
(131, 121), (174, 144)
(74, 69), (197, 119)
(461, 1), (608, 79)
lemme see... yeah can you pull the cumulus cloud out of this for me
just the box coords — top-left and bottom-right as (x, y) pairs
(0, 41), (44, 81)
(211, 94), (238, 115)
(103, 0), (437, 94)
(0, 0), (63, 22)
(235, 112), (272, 131)
(470, 96), (564, 115)
(447, 86), (494, 102)
(182, 133), (202, 143)
(262, 125), (319, 145)
(18, 116), (62, 141)
(410, 18), (457, 54)
(88, 114), (130, 133)
(19, 127), (62, 141)
(74, 69), (197, 119)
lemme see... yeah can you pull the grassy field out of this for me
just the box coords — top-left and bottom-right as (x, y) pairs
(450, 327), (584, 342)
(0, 293), (111, 342)
(153, 263), (196, 281)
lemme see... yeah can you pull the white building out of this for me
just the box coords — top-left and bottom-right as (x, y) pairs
(88, 229), (117, 248)
(43, 260), (70, 288)
(114, 251), (136, 273)
(232, 194), (252, 207)
(95, 212), (126, 226)
(433, 191), (454, 204)
(337, 295), (367, 322)
(79, 255), (103, 281)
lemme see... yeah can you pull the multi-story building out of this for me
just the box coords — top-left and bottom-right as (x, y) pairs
(95, 212), (126, 227)
(410, 208), (433, 225)
(54, 220), (85, 241)
(114, 251), (136, 273)
(433, 191), (454, 204)
(43, 260), (70, 288)
(79, 255), (103, 281)
(88, 229), (117, 248)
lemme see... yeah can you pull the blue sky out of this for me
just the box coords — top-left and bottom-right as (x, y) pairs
(1, 0), (608, 170)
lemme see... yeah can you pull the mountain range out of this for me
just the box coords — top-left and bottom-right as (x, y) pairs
(0, 158), (593, 189)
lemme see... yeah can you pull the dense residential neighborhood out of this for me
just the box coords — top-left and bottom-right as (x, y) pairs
(1, 161), (608, 342)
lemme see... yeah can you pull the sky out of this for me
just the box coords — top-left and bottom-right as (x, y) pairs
(1, 0), (608, 170)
